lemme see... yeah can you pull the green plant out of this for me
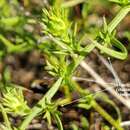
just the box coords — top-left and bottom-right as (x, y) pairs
(1, 87), (31, 116)
(110, 0), (130, 5)
(0, 67), (31, 130)
(0, 0), (37, 58)
(0, 0), (130, 130)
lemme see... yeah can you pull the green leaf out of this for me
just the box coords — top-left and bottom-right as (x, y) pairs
(43, 111), (52, 125)
(71, 123), (79, 130)
(1, 87), (31, 116)
(54, 113), (63, 130)
(0, 105), (12, 130)
(94, 37), (128, 60)
(45, 77), (63, 102)
(0, 17), (21, 27)
(82, 3), (90, 19)
(81, 116), (89, 129)
(42, 7), (70, 43)
(78, 103), (92, 110)
(109, 0), (130, 6)
(78, 94), (93, 110)
(94, 92), (121, 122)
(2, 67), (11, 83)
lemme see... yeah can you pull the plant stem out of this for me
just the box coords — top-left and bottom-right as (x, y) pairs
(19, 77), (63, 130)
(69, 79), (123, 130)
(108, 5), (130, 33)
(0, 105), (12, 130)
(92, 100), (124, 130)
(80, 60), (130, 109)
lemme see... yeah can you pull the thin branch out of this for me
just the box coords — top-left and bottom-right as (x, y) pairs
(73, 76), (130, 87)
(80, 60), (130, 109)
(28, 123), (42, 129)
(95, 51), (129, 99)
(121, 121), (130, 127)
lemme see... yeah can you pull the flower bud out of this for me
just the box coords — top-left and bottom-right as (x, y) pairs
(42, 8), (70, 42)
(2, 87), (31, 116)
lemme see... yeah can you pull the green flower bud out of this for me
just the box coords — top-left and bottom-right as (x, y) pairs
(1, 87), (31, 116)
(42, 7), (70, 42)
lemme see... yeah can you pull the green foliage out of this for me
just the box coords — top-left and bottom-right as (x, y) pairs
(110, 0), (130, 5)
(0, 68), (30, 129)
(42, 7), (71, 42)
(53, 112), (63, 130)
(42, 99), (63, 130)
(0, 0), (130, 130)
(0, 104), (19, 130)
(71, 123), (79, 130)
(94, 92), (121, 122)
(0, 104), (12, 130)
(70, 116), (89, 130)
(1, 87), (31, 116)
(102, 125), (111, 130)
(0, 0), (36, 58)
(95, 18), (128, 60)
(20, 0), (130, 129)
(78, 95), (93, 110)
(19, 77), (63, 130)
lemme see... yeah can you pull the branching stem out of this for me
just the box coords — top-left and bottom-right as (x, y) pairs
(19, 77), (63, 130)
